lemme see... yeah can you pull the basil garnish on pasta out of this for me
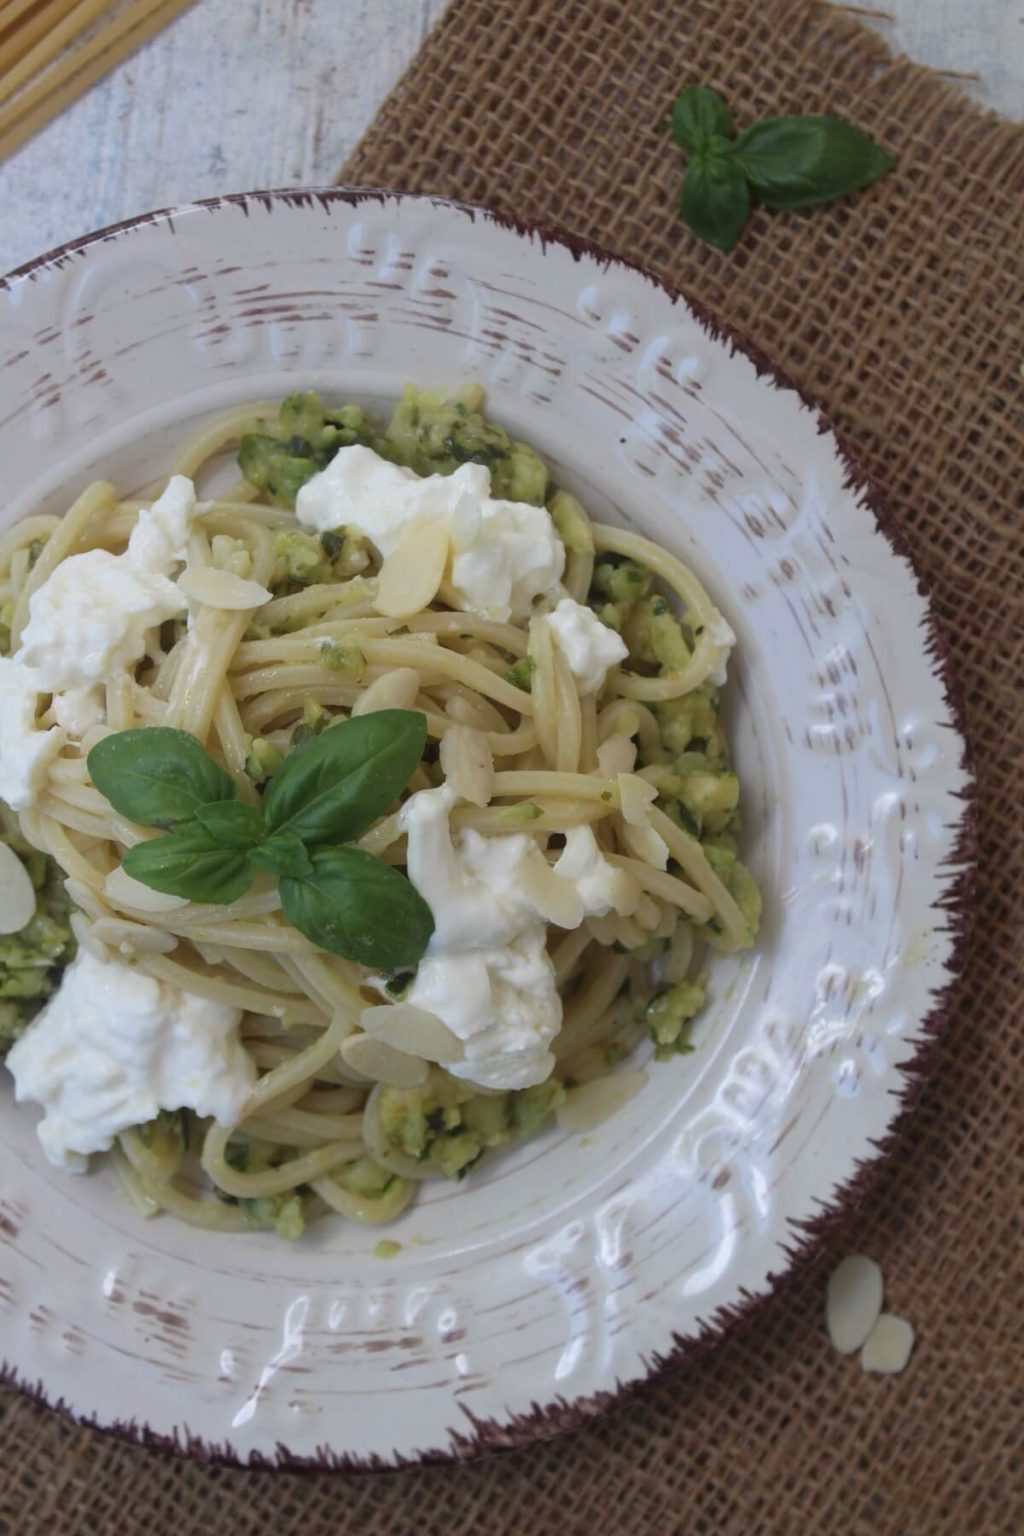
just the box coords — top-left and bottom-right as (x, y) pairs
(278, 845), (434, 971)
(261, 708), (426, 846)
(122, 820), (256, 906)
(87, 712), (434, 968)
(88, 724), (237, 826)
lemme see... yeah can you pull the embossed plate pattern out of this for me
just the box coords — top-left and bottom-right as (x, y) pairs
(0, 191), (972, 1466)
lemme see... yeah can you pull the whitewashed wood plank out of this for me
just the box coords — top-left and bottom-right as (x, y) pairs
(0, 0), (447, 273)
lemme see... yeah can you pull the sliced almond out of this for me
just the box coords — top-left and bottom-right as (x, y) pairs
(341, 1032), (429, 1087)
(860, 1313), (915, 1375)
(618, 772), (659, 826)
(518, 854), (585, 929)
(826, 1254), (884, 1354)
(440, 723), (494, 807)
(374, 519), (449, 619)
(360, 1002), (465, 1064)
(178, 566), (271, 610)
(620, 820), (670, 871)
(105, 864), (189, 914)
(0, 842), (36, 935)
(352, 667), (421, 717)
(596, 736), (637, 776)
(556, 1070), (647, 1133)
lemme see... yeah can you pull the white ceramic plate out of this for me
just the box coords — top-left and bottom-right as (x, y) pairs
(0, 191), (972, 1467)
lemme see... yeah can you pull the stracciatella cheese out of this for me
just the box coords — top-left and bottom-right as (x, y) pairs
(17, 476), (197, 692)
(408, 926), (562, 1094)
(553, 823), (631, 912)
(545, 596), (628, 693)
(398, 786), (631, 1090)
(7, 948), (254, 1172)
(0, 477), (199, 808)
(296, 445), (565, 622)
(706, 611), (737, 686)
(51, 684), (105, 737)
(0, 658), (66, 811)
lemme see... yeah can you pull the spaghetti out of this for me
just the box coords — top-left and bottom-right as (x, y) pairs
(0, 386), (761, 1237)
(0, 0), (197, 164)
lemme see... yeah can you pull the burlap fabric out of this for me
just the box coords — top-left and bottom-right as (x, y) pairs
(2, 1), (1021, 1530)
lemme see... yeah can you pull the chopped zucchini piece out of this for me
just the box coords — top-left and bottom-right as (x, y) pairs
(645, 978), (707, 1057)
(244, 737), (284, 786)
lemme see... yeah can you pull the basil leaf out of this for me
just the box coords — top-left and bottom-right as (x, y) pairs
(122, 823), (253, 904)
(262, 709), (426, 846)
(88, 728), (237, 827)
(680, 155), (750, 252)
(734, 116), (895, 209)
(193, 801), (265, 851)
(279, 846), (434, 969)
(250, 830), (315, 880)
(672, 86), (733, 152)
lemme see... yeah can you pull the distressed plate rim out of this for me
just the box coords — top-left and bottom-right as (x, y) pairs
(0, 187), (976, 1471)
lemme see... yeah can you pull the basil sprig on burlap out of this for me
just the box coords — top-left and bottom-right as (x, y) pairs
(87, 713), (433, 969)
(672, 85), (895, 251)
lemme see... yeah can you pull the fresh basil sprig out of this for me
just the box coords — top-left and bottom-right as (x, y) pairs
(672, 84), (734, 151)
(261, 709), (425, 847)
(123, 820), (256, 906)
(671, 85), (895, 251)
(87, 712), (433, 969)
(88, 725), (237, 827)
(680, 155), (750, 255)
(250, 830), (315, 880)
(278, 846), (434, 972)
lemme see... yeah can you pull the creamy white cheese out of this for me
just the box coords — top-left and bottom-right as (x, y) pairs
(0, 657), (65, 811)
(545, 596), (628, 694)
(706, 611), (737, 686)
(402, 789), (547, 951)
(7, 948), (254, 1172)
(296, 445), (565, 622)
(552, 824), (628, 912)
(126, 474), (196, 571)
(0, 477), (199, 808)
(17, 476), (197, 692)
(51, 684), (105, 737)
(408, 928), (561, 1094)
(398, 786), (628, 1090)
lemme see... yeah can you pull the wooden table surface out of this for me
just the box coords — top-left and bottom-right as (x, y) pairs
(1, 0), (1021, 276)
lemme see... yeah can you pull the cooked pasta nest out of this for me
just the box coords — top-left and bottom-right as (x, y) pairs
(0, 386), (762, 1239)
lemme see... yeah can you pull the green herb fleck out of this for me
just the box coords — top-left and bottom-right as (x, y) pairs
(505, 655), (536, 692)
